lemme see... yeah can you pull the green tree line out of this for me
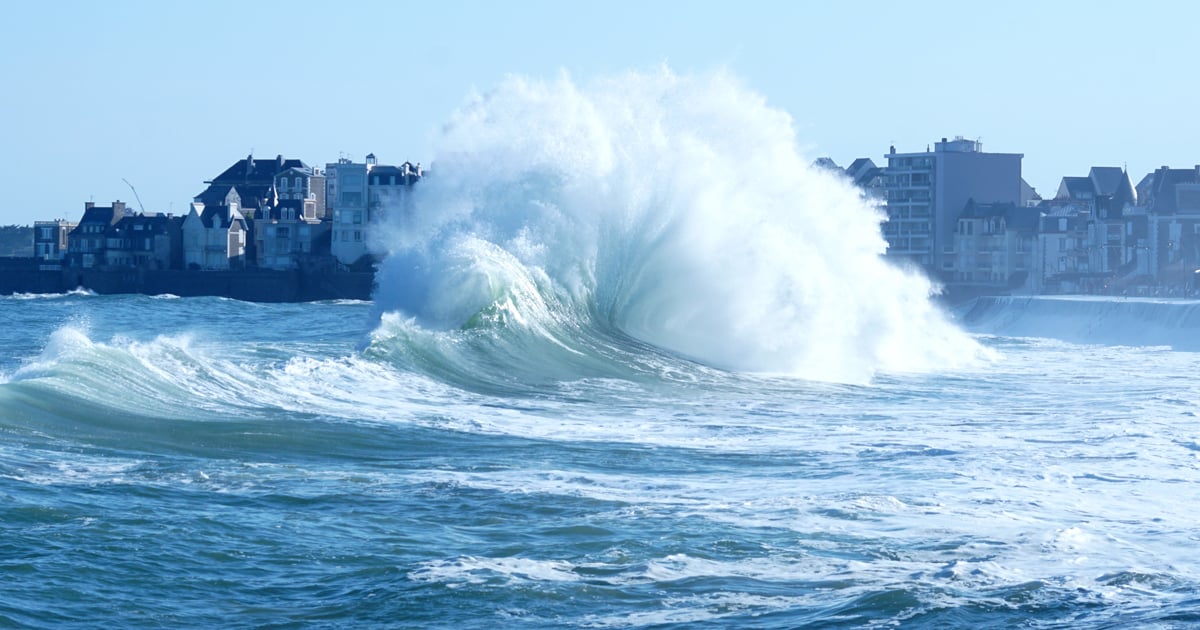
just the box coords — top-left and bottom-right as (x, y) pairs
(0, 225), (33, 257)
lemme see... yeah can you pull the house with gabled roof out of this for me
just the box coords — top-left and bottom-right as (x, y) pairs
(66, 201), (128, 268)
(1052, 167), (1140, 278)
(1033, 201), (1092, 293)
(103, 213), (183, 270)
(182, 201), (248, 270)
(1139, 165), (1200, 284)
(196, 154), (325, 219)
(953, 199), (1040, 290)
(254, 198), (328, 270)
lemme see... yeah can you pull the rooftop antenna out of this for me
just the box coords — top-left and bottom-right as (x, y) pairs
(121, 178), (146, 214)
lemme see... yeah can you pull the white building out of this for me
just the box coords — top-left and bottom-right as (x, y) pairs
(182, 200), (248, 270)
(326, 154), (422, 267)
(34, 219), (76, 263)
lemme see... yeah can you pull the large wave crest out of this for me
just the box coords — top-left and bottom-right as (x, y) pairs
(371, 68), (984, 383)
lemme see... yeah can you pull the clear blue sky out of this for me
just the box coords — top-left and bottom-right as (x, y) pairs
(1, 0), (1195, 225)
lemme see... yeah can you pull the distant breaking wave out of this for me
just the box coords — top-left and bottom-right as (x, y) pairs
(369, 68), (985, 383)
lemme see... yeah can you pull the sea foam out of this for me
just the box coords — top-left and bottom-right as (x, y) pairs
(371, 68), (984, 383)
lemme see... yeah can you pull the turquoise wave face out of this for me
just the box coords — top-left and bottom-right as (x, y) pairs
(368, 70), (985, 384)
(5, 289), (1200, 628)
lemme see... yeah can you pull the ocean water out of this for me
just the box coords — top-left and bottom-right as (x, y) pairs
(4, 71), (1200, 628)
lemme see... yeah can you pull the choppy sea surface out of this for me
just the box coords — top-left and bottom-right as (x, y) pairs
(6, 71), (1200, 628)
(2, 292), (1200, 629)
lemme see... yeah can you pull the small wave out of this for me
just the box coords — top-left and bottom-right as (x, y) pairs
(4, 287), (98, 300)
(409, 556), (580, 585)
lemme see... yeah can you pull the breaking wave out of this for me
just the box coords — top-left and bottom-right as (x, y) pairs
(369, 68), (983, 384)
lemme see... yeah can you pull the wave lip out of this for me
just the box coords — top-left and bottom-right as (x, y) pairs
(370, 68), (984, 383)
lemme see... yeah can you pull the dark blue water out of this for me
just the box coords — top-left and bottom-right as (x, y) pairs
(3, 293), (1200, 628)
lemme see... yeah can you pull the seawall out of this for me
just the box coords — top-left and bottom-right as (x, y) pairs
(0, 258), (374, 302)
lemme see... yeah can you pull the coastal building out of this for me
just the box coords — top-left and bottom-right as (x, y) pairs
(182, 200), (248, 270)
(326, 154), (422, 267)
(325, 156), (370, 266)
(844, 158), (886, 201)
(1032, 202), (1092, 293)
(66, 201), (128, 268)
(254, 198), (329, 270)
(1052, 167), (1141, 279)
(33, 219), (76, 266)
(882, 137), (1024, 279)
(952, 200), (1039, 290)
(811, 157), (885, 200)
(368, 161), (421, 226)
(103, 213), (183, 270)
(1139, 165), (1200, 286)
(195, 154), (325, 218)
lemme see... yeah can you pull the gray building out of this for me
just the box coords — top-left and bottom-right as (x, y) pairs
(326, 154), (422, 267)
(883, 137), (1023, 279)
(34, 219), (77, 265)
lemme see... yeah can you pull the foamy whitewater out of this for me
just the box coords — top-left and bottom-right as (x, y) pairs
(3, 71), (1199, 628)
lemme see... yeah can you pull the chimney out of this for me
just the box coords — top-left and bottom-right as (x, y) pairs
(85, 201), (95, 210)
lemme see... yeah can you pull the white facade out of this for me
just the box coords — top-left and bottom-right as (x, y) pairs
(326, 155), (422, 267)
(182, 202), (247, 270)
(326, 158), (371, 266)
(34, 219), (75, 261)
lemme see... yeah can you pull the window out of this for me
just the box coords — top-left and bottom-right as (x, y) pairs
(281, 177), (290, 190)
(354, 230), (362, 242)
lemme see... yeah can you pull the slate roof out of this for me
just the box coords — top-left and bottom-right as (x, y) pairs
(1005, 205), (1042, 232)
(959, 200), (1040, 232)
(195, 184), (242, 207)
(277, 166), (314, 179)
(196, 154), (312, 208)
(1113, 169), (1137, 207)
(1143, 167), (1200, 214)
(811, 157), (840, 172)
(209, 154), (309, 185)
(1058, 176), (1094, 200)
(368, 163), (422, 186)
(258, 198), (316, 222)
(198, 205), (247, 230)
(77, 205), (126, 226)
(1088, 167), (1125, 197)
(846, 158), (874, 174)
(108, 214), (174, 237)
